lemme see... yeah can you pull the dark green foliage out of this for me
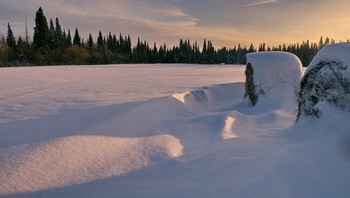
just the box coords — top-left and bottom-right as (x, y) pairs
(16, 36), (32, 64)
(87, 34), (94, 48)
(6, 23), (16, 49)
(32, 7), (49, 52)
(73, 28), (81, 46)
(296, 61), (350, 121)
(48, 19), (55, 50)
(66, 29), (72, 47)
(0, 41), (10, 66)
(55, 18), (63, 48)
(244, 63), (259, 106)
(97, 31), (104, 50)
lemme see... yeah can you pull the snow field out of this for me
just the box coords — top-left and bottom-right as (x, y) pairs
(0, 64), (245, 123)
(0, 64), (349, 198)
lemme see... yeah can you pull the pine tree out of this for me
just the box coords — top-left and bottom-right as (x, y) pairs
(62, 30), (67, 47)
(48, 19), (55, 50)
(206, 40), (216, 64)
(88, 33), (94, 48)
(6, 23), (16, 49)
(319, 36), (324, 50)
(126, 35), (132, 55)
(73, 28), (81, 46)
(107, 32), (113, 51)
(258, 43), (266, 51)
(324, 37), (330, 46)
(55, 17), (63, 48)
(16, 36), (31, 63)
(32, 7), (49, 51)
(67, 29), (72, 46)
(202, 39), (207, 63)
(248, 43), (255, 53)
(97, 31), (104, 50)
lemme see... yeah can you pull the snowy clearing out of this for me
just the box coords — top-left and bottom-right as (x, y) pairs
(0, 64), (244, 123)
(0, 64), (349, 198)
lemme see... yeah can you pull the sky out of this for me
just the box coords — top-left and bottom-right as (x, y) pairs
(1, 0), (350, 48)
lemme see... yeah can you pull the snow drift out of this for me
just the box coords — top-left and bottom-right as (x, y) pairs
(0, 135), (183, 194)
(172, 83), (240, 110)
(297, 43), (350, 120)
(245, 51), (302, 106)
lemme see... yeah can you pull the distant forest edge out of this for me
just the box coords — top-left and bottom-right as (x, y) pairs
(1, 7), (347, 67)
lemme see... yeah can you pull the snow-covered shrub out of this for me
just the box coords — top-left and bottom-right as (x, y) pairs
(244, 51), (302, 106)
(244, 63), (260, 106)
(297, 43), (350, 121)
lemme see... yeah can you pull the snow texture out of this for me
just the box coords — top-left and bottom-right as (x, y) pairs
(0, 64), (349, 198)
(245, 51), (302, 106)
(297, 43), (350, 120)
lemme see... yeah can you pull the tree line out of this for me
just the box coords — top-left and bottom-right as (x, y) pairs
(0, 7), (346, 67)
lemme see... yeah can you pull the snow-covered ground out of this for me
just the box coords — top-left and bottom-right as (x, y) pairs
(0, 64), (349, 198)
(0, 64), (244, 123)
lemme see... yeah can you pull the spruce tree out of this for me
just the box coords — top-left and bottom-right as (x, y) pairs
(248, 43), (255, 53)
(66, 29), (72, 46)
(88, 33), (94, 48)
(6, 23), (16, 49)
(324, 37), (330, 46)
(97, 31), (104, 50)
(202, 39), (207, 63)
(32, 7), (49, 52)
(16, 36), (30, 62)
(107, 32), (113, 51)
(48, 19), (55, 50)
(73, 28), (81, 46)
(55, 17), (63, 48)
(206, 40), (216, 64)
(62, 30), (67, 47)
(319, 36), (324, 49)
(112, 34), (117, 53)
(127, 35), (132, 55)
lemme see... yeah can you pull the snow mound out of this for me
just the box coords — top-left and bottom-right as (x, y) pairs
(308, 42), (350, 70)
(297, 43), (350, 120)
(0, 135), (183, 194)
(172, 89), (211, 105)
(172, 83), (242, 109)
(245, 51), (302, 106)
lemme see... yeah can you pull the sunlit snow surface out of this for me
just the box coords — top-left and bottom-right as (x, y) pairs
(0, 64), (244, 123)
(0, 64), (349, 198)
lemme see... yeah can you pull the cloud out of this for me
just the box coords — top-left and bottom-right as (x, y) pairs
(138, 5), (199, 26)
(3, 0), (350, 49)
(242, 0), (278, 7)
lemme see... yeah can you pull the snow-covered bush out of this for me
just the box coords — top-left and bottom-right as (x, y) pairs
(244, 51), (302, 106)
(297, 43), (350, 121)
